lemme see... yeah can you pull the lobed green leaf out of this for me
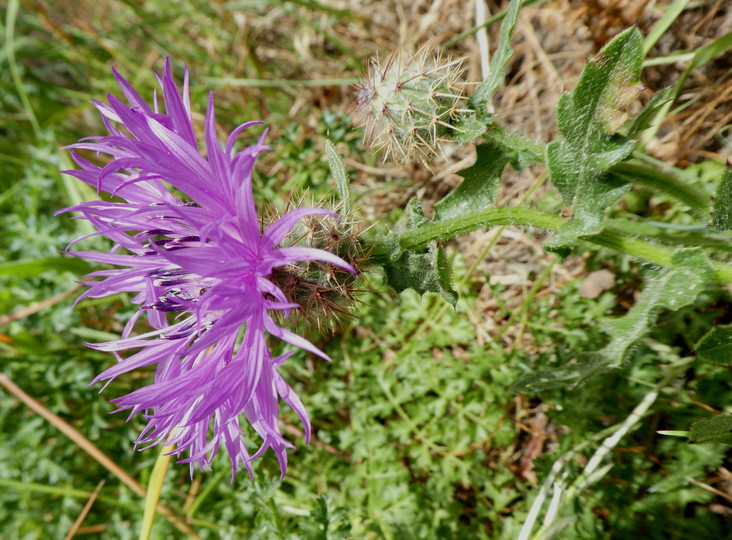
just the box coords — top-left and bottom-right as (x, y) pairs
(547, 27), (644, 249)
(433, 143), (510, 222)
(383, 242), (458, 306)
(695, 325), (732, 366)
(712, 165), (732, 231)
(468, 0), (522, 117)
(601, 249), (714, 365)
(689, 415), (732, 445)
(382, 142), (527, 302)
(514, 249), (715, 392)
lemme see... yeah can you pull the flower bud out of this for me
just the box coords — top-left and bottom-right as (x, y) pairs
(270, 200), (365, 333)
(354, 48), (466, 163)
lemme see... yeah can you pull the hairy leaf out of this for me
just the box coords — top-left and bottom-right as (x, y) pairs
(696, 325), (732, 366)
(385, 144), (514, 302)
(453, 114), (488, 144)
(383, 242), (458, 306)
(433, 143), (510, 222)
(514, 249), (714, 392)
(325, 139), (351, 216)
(547, 27), (644, 248)
(712, 165), (732, 231)
(469, 0), (522, 117)
(690, 415), (732, 445)
(510, 354), (608, 393)
(601, 249), (714, 365)
(384, 200), (458, 304)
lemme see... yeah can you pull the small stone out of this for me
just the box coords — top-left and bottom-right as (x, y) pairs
(579, 269), (615, 299)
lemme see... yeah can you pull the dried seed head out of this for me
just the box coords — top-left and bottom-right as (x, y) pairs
(354, 47), (467, 163)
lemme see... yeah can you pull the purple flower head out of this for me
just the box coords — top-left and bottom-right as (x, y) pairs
(59, 59), (356, 480)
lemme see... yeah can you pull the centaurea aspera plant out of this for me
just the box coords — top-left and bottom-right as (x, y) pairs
(59, 60), (356, 480)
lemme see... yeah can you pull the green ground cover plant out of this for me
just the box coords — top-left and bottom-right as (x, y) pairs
(2, 1), (732, 538)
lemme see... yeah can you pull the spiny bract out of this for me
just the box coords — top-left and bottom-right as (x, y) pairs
(354, 48), (467, 163)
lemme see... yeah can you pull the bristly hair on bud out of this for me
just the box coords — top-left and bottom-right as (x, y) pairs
(354, 47), (467, 163)
(268, 194), (368, 334)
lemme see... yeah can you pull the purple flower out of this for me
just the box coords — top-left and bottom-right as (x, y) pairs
(59, 59), (355, 479)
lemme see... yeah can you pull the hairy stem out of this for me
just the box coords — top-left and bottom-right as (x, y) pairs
(611, 160), (710, 216)
(379, 206), (732, 282)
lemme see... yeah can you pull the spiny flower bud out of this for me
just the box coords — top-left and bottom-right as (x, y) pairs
(269, 197), (366, 333)
(354, 48), (467, 163)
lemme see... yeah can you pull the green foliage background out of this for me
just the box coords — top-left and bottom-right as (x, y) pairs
(2, 1), (731, 538)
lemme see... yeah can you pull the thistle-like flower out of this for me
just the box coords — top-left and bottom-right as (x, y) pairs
(59, 59), (356, 480)
(354, 48), (467, 163)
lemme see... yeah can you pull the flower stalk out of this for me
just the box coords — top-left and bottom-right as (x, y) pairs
(367, 206), (732, 283)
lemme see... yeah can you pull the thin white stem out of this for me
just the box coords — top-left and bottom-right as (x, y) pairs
(518, 457), (566, 540)
(475, 0), (493, 113)
(572, 387), (660, 495)
(516, 357), (694, 540)
(522, 382), (664, 540)
(541, 479), (565, 528)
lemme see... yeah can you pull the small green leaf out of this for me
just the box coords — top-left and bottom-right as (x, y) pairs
(453, 114), (488, 144)
(712, 166), (732, 231)
(325, 139), (351, 216)
(405, 197), (427, 229)
(626, 87), (672, 137)
(383, 242), (458, 306)
(689, 415), (732, 445)
(469, 0), (522, 117)
(513, 249), (715, 392)
(433, 244), (458, 305)
(384, 200), (458, 304)
(696, 325), (732, 366)
(547, 28), (644, 249)
(433, 143), (510, 222)
(601, 249), (714, 366)
(510, 354), (608, 393)
(548, 137), (632, 247)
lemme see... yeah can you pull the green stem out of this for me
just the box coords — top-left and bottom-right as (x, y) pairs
(597, 225), (732, 282)
(457, 170), (549, 290)
(186, 469), (228, 518)
(267, 497), (285, 536)
(384, 206), (732, 282)
(611, 159), (710, 215)
(608, 217), (732, 254)
(139, 444), (174, 540)
(397, 207), (563, 250)
(0, 478), (141, 513)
